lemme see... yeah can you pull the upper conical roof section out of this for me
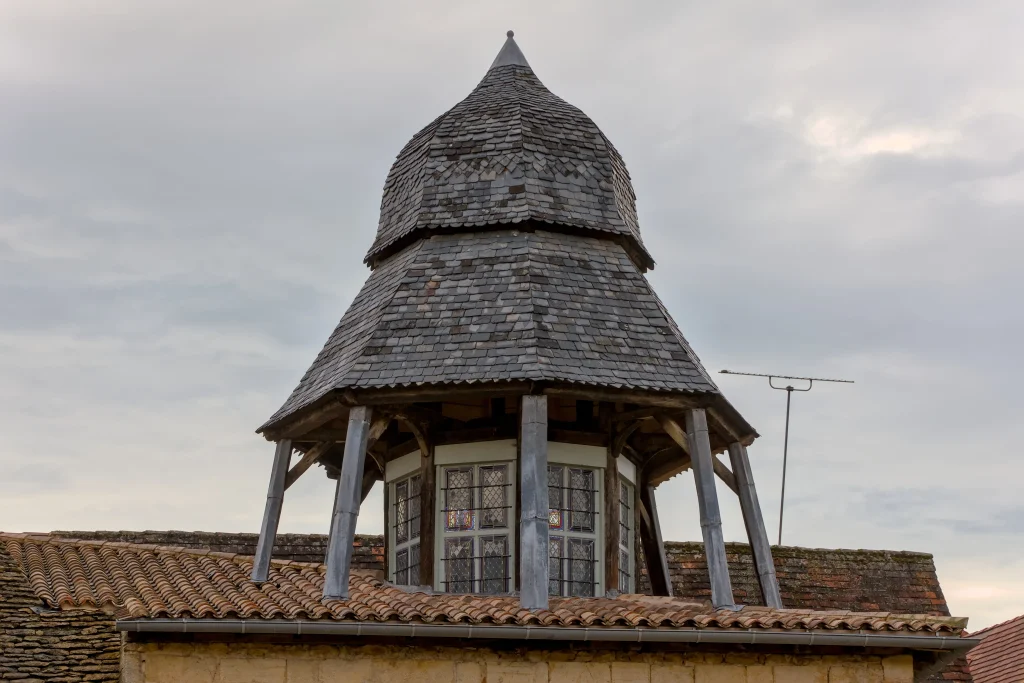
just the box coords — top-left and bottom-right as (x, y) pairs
(366, 32), (653, 269)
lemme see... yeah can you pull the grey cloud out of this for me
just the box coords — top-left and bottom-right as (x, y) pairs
(1, 0), (1022, 629)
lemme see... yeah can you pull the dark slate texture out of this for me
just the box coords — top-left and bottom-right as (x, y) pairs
(263, 229), (718, 430)
(366, 60), (650, 266)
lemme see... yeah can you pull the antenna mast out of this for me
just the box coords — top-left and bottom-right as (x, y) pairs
(719, 369), (854, 545)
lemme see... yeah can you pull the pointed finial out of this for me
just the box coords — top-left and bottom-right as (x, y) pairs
(489, 30), (531, 71)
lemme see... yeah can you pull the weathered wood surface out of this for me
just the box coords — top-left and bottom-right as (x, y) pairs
(251, 439), (293, 583)
(604, 444), (621, 594)
(684, 409), (735, 608)
(711, 454), (739, 495)
(519, 395), (549, 610)
(324, 406), (373, 599)
(638, 484), (672, 596)
(419, 438), (436, 588)
(283, 442), (331, 490)
(728, 441), (783, 608)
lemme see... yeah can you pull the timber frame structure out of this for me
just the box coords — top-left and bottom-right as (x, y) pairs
(252, 32), (783, 612)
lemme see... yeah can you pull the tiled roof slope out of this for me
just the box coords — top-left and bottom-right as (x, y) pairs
(0, 540), (119, 682)
(966, 614), (1024, 683)
(50, 531), (953, 616)
(2, 533), (965, 635)
(367, 46), (650, 266)
(262, 230), (718, 431)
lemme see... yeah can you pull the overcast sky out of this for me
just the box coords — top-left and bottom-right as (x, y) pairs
(2, 1), (1022, 630)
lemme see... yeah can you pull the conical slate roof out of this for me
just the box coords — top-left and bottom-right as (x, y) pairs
(261, 34), (725, 433)
(366, 31), (652, 269)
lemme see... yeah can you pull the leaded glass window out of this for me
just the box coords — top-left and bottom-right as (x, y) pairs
(618, 478), (634, 593)
(548, 465), (600, 597)
(439, 463), (513, 594)
(390, 473), (421, 586)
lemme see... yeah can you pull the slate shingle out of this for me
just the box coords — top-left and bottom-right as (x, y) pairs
(263, 230), (717, 430)
(367, 61), (649, 267)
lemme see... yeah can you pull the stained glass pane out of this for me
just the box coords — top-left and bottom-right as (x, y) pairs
(410, 475), (422, 540)
(395, 480), (409, 543)
(548, 466), (564, 529)
(479, 465), (507, 529)
(568, 468), (595, 532)
(480, 535), (509, 594)
(619, 480), (631, 551)
(568, 537), (595, 597)
(445, 468), (474, 531)
(548, 535), (564, 596)
(395, 548), (409, 585)
(619, 549), (630, 593)
(409, 543), (420, 586)
(445, 537), (474, 593)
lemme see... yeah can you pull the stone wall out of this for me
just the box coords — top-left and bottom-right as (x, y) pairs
(0, 542), (120, 682)
(122, 641), (915, 683)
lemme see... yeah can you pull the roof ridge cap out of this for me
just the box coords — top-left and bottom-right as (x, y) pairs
(2, 532), (329, 570)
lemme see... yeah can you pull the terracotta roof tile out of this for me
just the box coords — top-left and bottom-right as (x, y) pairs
(1, 533), (967, 635)
(965, 613), (1024, 683)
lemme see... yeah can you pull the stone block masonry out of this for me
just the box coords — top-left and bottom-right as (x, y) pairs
(0, 542), (120, 682)
(122, 642), (915, 683)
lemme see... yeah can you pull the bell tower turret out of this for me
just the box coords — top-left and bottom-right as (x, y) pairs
(251, 32), (782, 612)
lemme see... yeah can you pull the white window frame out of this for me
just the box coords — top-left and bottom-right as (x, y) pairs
(547, 443), (605, 598)
(616, 455), (637, 593)
(387, 467), (423, 586)
(434, 441), (517, 594)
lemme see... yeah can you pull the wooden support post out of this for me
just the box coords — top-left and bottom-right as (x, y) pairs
(638, 484), (673, 596)
(419, 440), (435, 589)
(519, 395), (549, 610)
(604, 447), (621, 594)
(251, 439), (292, 583)
(728, 442), (783, 608)
(684, 409), (735, 609)
(324, 406), (373, 599)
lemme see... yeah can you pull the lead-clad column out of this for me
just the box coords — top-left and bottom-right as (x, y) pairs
(323, 406), (373, 599)
(251, 439), (293, 583)
(519, 395), (549, 610)
(728, 441), (783, 608)
(685, 408), (735, 609)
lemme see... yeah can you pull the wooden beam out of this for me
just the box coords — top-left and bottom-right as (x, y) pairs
(610, 408), (660, 423)
(324, 406), (373, 599)
(638, 485), (672, 596)
(283, 442), (331, 490)
(360, 466), (380, 504)
(519, 395), (549, 610)
(683, 409), (735, 609)
(419, 440), (435, 589)
(395, 414), (430, 457)
(604, 444), (621, 594)
(351, 382), (533, 406)
(611, 420), (642, 459)
(251, 439), (292, 583)
(285, 415), (390, 491)
(728, 442), (783, 608)
(711, 455), (739, 495)
(261, 396), (349, 441)
(543, 385), (705, 410)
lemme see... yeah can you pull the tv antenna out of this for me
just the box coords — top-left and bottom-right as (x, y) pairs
(719, 369), (854, 546)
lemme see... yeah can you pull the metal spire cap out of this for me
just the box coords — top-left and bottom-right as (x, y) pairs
(489, 30), (530, 70)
